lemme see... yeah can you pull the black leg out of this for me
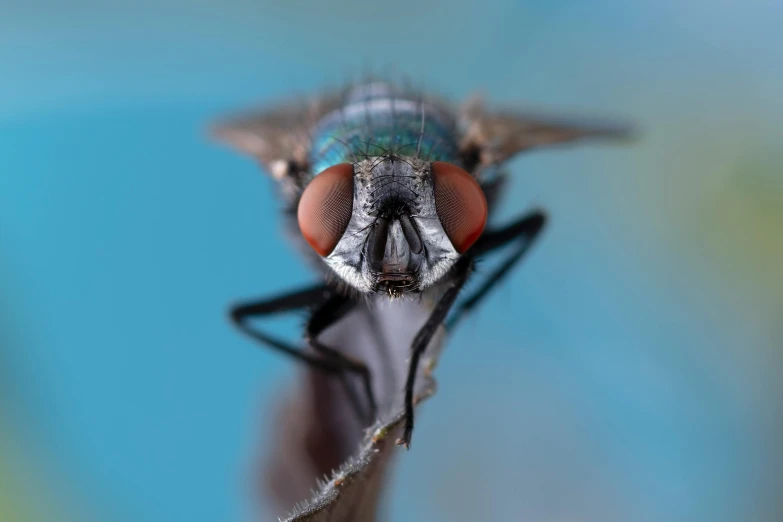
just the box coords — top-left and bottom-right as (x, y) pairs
(445, 210), (547, 332)
(305, 292), (378, 422)
(230, 284), (338, 373)
(230, 284), (375, 423)
(396, 256), (474, 449)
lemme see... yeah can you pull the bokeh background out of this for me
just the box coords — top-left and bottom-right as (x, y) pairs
(1, 1), (781, 521)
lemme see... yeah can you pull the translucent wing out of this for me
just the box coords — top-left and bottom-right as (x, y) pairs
(459, 97), (634, 168)
(211, 91), (345, 181)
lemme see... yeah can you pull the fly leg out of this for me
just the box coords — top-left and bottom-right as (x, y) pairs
(230, 284), (376, 424)
(445, 210), (547, 331)
(396, 210), (546, 448)
(230, 284), (333, 370)
(396, 256), (473, 449)
(305, 292), (378, 423)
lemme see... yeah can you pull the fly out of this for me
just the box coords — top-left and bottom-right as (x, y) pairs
(212, 81), (629, 448)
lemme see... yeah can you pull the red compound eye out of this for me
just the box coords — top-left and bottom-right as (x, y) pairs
(431, 161), (487, 253)
(297, 163), (354, 256)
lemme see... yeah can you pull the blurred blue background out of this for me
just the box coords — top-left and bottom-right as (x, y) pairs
(1, 1), (781, 521)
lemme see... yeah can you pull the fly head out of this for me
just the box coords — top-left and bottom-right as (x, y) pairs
(297, 155), (487, 296)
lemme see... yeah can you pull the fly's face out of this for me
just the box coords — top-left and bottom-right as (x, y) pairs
(297, 155), (487, 296)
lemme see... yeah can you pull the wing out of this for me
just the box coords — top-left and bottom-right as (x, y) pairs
(459, 97), (634, 169)
(211, 90), (345, 181)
